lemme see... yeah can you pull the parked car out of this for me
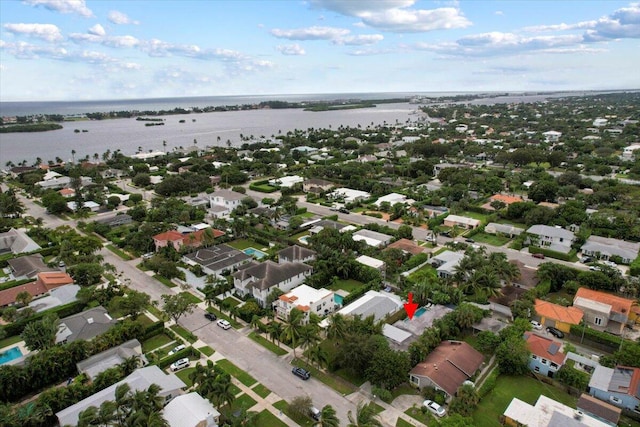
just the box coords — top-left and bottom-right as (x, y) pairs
(217, 319), (231, 330)
(142, 252), (154, 260)
(168, 344), (186, 356)
(465, 238), (475, 243)
(580, 256), (593, 263)
(546, 326), (565, 338)
(532, 253), (545, 259)
(170, 358), (190, 372)
(423, 400), (446, 417)
(530, 320), (543, 330)
(339, 208), (350, 214)
(602, 260), (617, 268)
(204, 312), (217, 321)
(310, 407), (321, 421)
(292, 367), (311, 380)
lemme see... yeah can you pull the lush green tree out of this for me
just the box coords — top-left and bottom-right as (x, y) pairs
(347, 401), (383, 427)
(21, 315), (60, 351)
(68, 262), (104, 286)
(496, 335), (530, 375)
(109, 289), (151, 319)
(288, 395), (313, 421)
(449, 384), (479, 416)
(281, 308), (304, 357)
(318, 404), (340, 427)
(161, 293), (196, 324)
(365, 346), (411, 390)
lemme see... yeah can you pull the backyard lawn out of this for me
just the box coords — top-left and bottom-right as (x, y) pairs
(0, 335), (23, 350)
(461, 211), (490, 222)
(472, 375), (578, 427)
(471, 232), (511, 246)
(254, 409), (288, 427)
(329, 279), (364, 293)
(227, 239), (266, 250)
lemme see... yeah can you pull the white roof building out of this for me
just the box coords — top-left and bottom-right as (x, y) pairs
(320, 290), (403, 328)
(355, 255), (385, 271)
(276, 284), (335, 321)
(503, 395), (610, 427)
(352, 229), (393, 248)
(130, 151), (166, 160)
(329, 188), (371, 204)
(268, 175), (304, 188)
(373, 193), (415, 208)
(163, 392), (220, 427)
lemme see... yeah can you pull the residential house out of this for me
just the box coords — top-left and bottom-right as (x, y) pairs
(488, 286), (527, 319)
(430, 250), (465, 279)
(67, 201), (101, 212)
(409, 341), (484, 399)
(58, 188), (76, 198)
(268, 175), (303, 188)
(543, 130), (562, 142)
(581, 236), (640, 264)
(589, 365), (640, 413)
(302, 178), (334, 194)
(320, 290), (403, 328)
(163, 392), (220, 427)
(433, 163), (467, 177)
(509, 260), (539, 289)
(6, 254), (53, 279)
(96, 214), (133, 228)
(56, 306), (118, 344)
(27, 284), (80, 313)
(484, 222), (523, 238)
(76, 339), (146, 379)
(481, 194), (524, 211)
(503, 395), (611, 427)
(622, 144), (640, 160)
(56, 366), (186, 427)
(577, 394), (622, 427)
(534, 299), (584, 333)
(524, 331), (566, 377)
(443, 214), (481, 230)
(355, 255), (385, 272)
(275, 284), (335, 322)
(385, 238), (427, 256)
(352, 229), (393, 248)
(0, 228), (41, 255)
(183, 244), (251, 277)
(526, 224), (575, 254)
(0, 271), (73, 307)
(277, 245), (316, 264)
(308, 219), (350, 234)
(232, 261), (313, 307)
(36, 176), (92, 190)
(153, 228), (224, 252)
(373, 193), (415, 208)
(328, 188), (371, 204)
(573, 288), (638, 335)
(208, 189), (246, 218)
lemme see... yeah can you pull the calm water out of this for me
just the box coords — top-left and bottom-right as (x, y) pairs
(0, 103), (420, 165)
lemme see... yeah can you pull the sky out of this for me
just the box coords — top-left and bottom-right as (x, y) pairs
(0, 0), (639, 101)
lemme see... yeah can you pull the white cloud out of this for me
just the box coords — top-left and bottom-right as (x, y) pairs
(103, 35), (140, 48)
(270, 26), (350, 40)
(3, 23), (63, 42)
(0, 40), (68, 59)
(347, 47), (394, 56)
(495, 11), (504, 16)
(88, 24), (106, 36)
(310, 0), (471, 32)
(276, 44), (306, 55)
(108, 10), (139, 25)
(23, 0), (93, 18)
(335, 34), (384, 45)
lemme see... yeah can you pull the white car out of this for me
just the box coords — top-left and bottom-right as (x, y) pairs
(423, 400), (446, 417)
(530, 320), (543, 330)
(217, 319), (231, 330)
(168, 344), (185, 356)
(170, 358), (189, 372)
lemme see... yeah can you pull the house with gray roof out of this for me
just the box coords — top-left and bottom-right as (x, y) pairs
(27, 284), (80, 313)
(277, 245), (316, 264)
(76, 339), (146, 379)
(163, 392), (220, 427)
(581, 236), (640, 264)
(320, 290), (403, 328)
(431, 250), (465, 279)
(233, 260), (313, 307)
(352, 229), (393, 248)
(208, 189), (246, 218)
(56, 366), (186, 426)
(526, 224), (575, 254)
(96, 214), (133, 227)
(589, 365), (640, 413)
(56, 306), (117, 344)
(485, 222), (523, 238)
(7, 254), (53, 279)
(183, 244), (251, 277)
(0, 228), (41, 255)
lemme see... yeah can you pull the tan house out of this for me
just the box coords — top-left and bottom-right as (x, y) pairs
(573, 288), (639, 335)
(443, 214), (481, 230)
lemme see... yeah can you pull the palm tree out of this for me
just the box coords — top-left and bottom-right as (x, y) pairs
(299, 324), (320, 363)
(347, 401), (383, 427)
(281, 308), (304, 357)
(326, 313), (347, 341)
(308, 345), (329, 370)
(267, 321), (284, 347)
(318, 404), (340, 427)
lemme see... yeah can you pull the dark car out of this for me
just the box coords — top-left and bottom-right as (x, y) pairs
(204, 312), (217, 321)
(338, 208), (350, 214)
(532, 253), (545, 259)
(465, 238), (475, 243)
(546, 326), (565, 339)
(292, 367), (311, 380)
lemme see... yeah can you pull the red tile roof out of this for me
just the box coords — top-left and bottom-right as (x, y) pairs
(0, 281), (45, 307)
(574, 288), (635, 316)
(490, 194), (524, 205)
(524, 332), (566, 365)
(37, 272), (74, 289)
(386, 239), (426, 256)
(535, 299), (583, 325)
(153, 229), (225, 246)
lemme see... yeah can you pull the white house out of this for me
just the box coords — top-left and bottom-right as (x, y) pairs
(352, 229), (393, 248)
(328, 188), (371, 204)
(373, 193), (415, 208)
(443, 214), (481, 230)
(208, 190), (245, 218)
(163, 392), (220, 427)
(503, 395), (610, 427)
(320, 290), (403, 327)
(268, 175), (303, 188)
(526, 225), (575, 254)
(543, 130), (562, 143)
(581, 236), (640, 264)
(431, 250), (465, 279)
(593, 118), (609, 127)
(233, 261), (313, 307)
(355, 255), (385, 272)
(275, 284), (335, 322)
(622, 144), (640, 161)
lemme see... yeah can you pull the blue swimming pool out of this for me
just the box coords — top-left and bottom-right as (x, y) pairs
(298, 235), (310, 245)
(334, 294), (344, 305)
(0, 347), (23, 365)
(415, 307), (428, 318)
(243, 247), (267, 259)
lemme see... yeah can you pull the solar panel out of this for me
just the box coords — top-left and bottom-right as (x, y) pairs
(548, 343), (560, 355)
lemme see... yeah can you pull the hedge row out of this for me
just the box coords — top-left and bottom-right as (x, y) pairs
(141, 320), (165, 340)
(630, 255), (640, 276)
(529, 245), (576, 262)
(568, 324), (622, 351)
(3, 300), (87, 337)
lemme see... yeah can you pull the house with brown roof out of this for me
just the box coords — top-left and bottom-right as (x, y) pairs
(524, 331), (566, 377)
(577, 394), (622, 427)
(7, 254), (54, 279)
(0, 271), (73, 307)
(482, 194), (524, 211)
(385, 238), (427, 256)
(573, 288), (639, 335)
(153, 228), (224, 252)
(534, 299), (583, 333)
(510, 260), (539, 289)
(233, 260), (313, 307)
(36, 271), (74, 288)
(409, 341), (484, 399)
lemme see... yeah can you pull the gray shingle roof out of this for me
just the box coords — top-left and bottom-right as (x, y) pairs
(234, 260), (312, 291)
(7, 254), (53, 278)
(277, 245), (316, 262)
(56, 306), (117, 343)
(184, 244), (251, 272)
(527, 224), (575, 240)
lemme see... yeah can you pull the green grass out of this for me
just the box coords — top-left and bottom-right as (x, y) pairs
(142, 333), (174, 353)
(217, 359), (258, 387)
(329, 279), (364, 293)
(146, 304), (168, 321)
(472, 232), (511, 246)
(389, 383), (420, 402)
(248, 331), (288, 356)
(206, 307), (242, 329)
(472, 375), (578, 427)
(179, 291), (202, 304)
(105, 244), (132, 260)
(254, 410), (288, 427)
(170, 324), (198, 343)
(223, 296), (242, 307)
(292, 358), (356, 395)
(404, 406), (434, 425)
(297, 212), (315, 218)
(227, 239), (264, 250)
(135, 314), (155, 327)
(0, 335), (23, 349)
(396, 418), (415, 427)
(197, 346), (215, 357)
(153, 274), (176, 288)
(370, 402), (385, 414)
(460, 211), (490, 222)
(230, 393), (257, 412)
(229, 383), (242, 396)
(175, 367), (196, 387)
(251, 383), (271, 399)
(334, 368), (367, 387)
(273, 400), (314, 427)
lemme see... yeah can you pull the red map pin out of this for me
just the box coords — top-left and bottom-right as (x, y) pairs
(404, 292), (418, 320)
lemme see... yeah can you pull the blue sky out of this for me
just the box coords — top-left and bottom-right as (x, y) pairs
(1, 0), (639, 101)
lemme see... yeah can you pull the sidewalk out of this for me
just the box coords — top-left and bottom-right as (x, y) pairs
(354, 382), (427, 427)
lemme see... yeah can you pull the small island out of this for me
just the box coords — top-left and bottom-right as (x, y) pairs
(0, 123), (63, 133)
